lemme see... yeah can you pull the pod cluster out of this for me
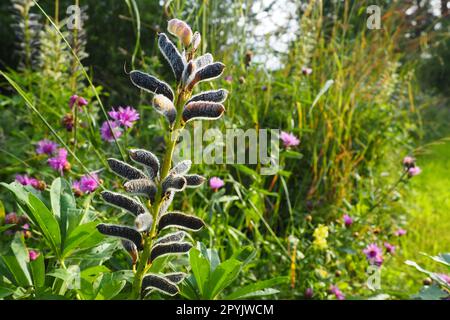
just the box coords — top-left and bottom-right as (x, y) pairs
(97, 150), (206, 297)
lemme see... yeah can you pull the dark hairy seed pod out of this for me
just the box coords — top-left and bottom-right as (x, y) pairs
(129, 70), (174, 101)
(187, 89), (229, 104)
(158, 212), (205, 231)
(169, 160), (192, 175)
(135, 213), (153, 232)
(181, 60), (195, 85)
(194, 53), (213, 69)
(129, 149), (160, 179)
(162, 175), (187, 193)
(155, 231), (187, 245)
(164, 272), (187, 284)
(121, 240), (138, 264)
(187, 62), (225, 91)
(158, 191), (174, 217)
(101, 191), (146, 216)
(153, 94), (177, 126)
(97, 224), (143, 250)
(150, 242), (192, 261)
(142, 274), (179, 296)
(158, 33), (184, 81)
(184, 174), (206, 188)
(182, 102), (225, 123)
(124, 179), (157, 200)
(107, 158), (147, 180)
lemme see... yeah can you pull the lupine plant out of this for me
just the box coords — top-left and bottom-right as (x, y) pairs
(95, 18), (228, 299)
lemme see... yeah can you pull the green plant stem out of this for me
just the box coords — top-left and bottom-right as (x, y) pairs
(129, 89), (188, 300)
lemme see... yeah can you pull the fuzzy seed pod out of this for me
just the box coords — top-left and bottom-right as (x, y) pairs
(121, 240), (138, 264)
(130, 70), (174, 101)
(150, 242), (192, 261)
(97, 224), (143, 250)
(129, 149), (160, 179)
(194, 53), (213, 69)
(142, 274), (179, 296)
(169, 160), (192, 176)
(187, 62), (225, 91)
(158, 33), (184, 82)
(164, 273), (187, 284)
(155, 231), (187, 245)
(158, 212), (205, 231)
(187, 89), (229, 104)
(191, 32), (201, 51)
(124, 179), (157, 200)
(182, 61), (196, 85)
(167, 19), (192, 47)
(101, 191), (146, 216)
(107, 158), (147, 180)
(184, 174), (206, 188)
(135, 213), (153, 232)
(162, 174), (187, 193)
(182, 101), (225, 123)
(158, 191), (174, 217)
(153, 94), (177, 126)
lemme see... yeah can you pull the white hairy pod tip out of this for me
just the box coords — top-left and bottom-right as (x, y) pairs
(168, 19), (193, 47)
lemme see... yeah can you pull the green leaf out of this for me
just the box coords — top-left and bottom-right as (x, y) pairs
(50, 178), (76, 243)
(10, 233), (33, 286)
(30, 253), (46, 289)
(0, 200), (5, 225)
(62, 221), (103, 258)
(189, 248), (210, 297)
(224, 276), (287, 300)
(27, 193), (62, 256)
(94, 272), (126, 300)
(0, 286), (15, 299)
(415, 284), (449, 300)
(206, 258), (242, 299)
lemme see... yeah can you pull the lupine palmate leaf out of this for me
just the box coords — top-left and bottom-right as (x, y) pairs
(164, 272), (187, 284)
(158, 33), (184, 82)
(150, 242), (192, 261)
(153, 94), (177, 126)
(142, 274), (179, 296)
(182, 101), (225, 123)
(187, 89), (228, 104)
(184, 174), (206, 188)
(97, 224), (143, 250)
(169, 160), (192, 175)
(130, 70), (174, 101)
(187, 62), (225, 90)
(162, 175), (187, 193)
(158, 212), (205, 231)
(123, 179), (157, 200)
(135, 213), (153, 232)
(155, 231), (187, 245)
(101, 191), (146, 216)
(107, 158), (147, 180)
(129, 149), (160, 179)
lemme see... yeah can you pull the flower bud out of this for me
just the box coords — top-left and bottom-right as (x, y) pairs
(167, 19), (193, 47)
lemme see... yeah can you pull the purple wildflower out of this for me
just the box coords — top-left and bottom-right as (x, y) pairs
(48, 148), (69, 174)
(438, 274), (450, 285)
(304, 287), (314, 299)
(302, 66), (313, 75)
(5, 212), (19, 225)
(280, 131), (300, 148)
(108, 106), (140, 128)
(79, 173), (100, 193)
(395, 228), (407, 236)
(36, 139), (58, 155)
(15, 174), (40, 188)
(69, 95), (88, 111)
(29, 250), (39, 261)
(343, 214), (353, 227)
(72, 180), (82, 196)
(209, 177), (224, 190)
(363, 243), (384, 266)
(224, 75), (233, 83)
(407, 166), (421, 177)
(403, 156), (415, 169)
(330, 285), (345, 300)
(384, 242), (396, 254)
(100, 121), (123, 142)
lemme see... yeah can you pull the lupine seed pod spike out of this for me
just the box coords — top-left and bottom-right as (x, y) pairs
(129, 149), (160, 179)
(194, 53), (214, 69)
(142, 274), (179, 296)
(182, 101), (225, 123)
(150, 242), (192, 262)
(135, 213), (153, 232)
(165, 272), (187, 284)
(158, 212), (205, 231)
(162, 174), (187, 194)
(101, 191), (146, 216)
(155, 231), (187, 245)
(169, 160), (192, 175)
(187, 89), (229, 104)
(158, 33), (184, 82)
(187, 62), (226, 91)
(167, 19), (192, 47)
(96, 224), (143, 250)
(107, 158), (147, 180)
(152, 94), (177, 126)
(129, 70), (174, 101)
(184, 174), (206, 188)
(123, 179), (157, 200)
